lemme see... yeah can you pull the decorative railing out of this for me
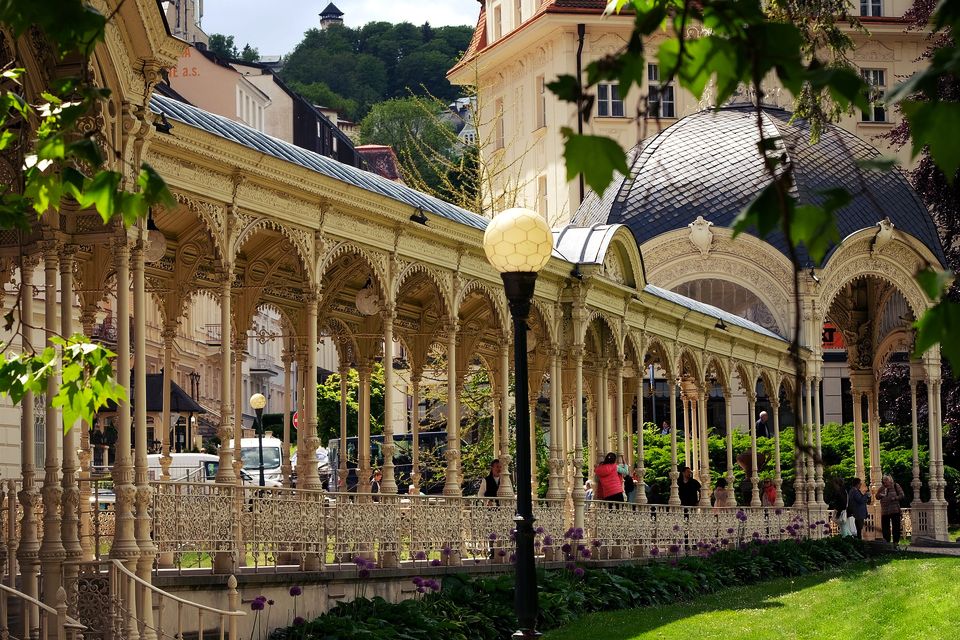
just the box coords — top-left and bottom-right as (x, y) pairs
(69, 560), (244, 640)
(0, 582), (84, 640)
(150, 482), (830, 573)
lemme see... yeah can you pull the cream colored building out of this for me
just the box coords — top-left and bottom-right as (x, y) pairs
(448, 0), (928, 226)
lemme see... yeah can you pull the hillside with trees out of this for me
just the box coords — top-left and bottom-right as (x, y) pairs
(279, 21), (473, 122)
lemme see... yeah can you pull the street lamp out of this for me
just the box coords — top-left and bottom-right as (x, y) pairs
(482, 207), (554, 639)
(250, 392), (268, 487)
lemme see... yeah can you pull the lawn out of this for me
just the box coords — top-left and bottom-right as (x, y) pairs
(544, 556), (960, 640)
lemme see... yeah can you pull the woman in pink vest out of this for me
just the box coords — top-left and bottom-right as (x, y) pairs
(595, 452), (624, 502)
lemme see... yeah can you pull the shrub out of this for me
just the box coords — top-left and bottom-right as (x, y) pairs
(270, 537), (878, 640)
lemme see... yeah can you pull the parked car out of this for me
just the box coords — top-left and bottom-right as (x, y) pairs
(226, 438), (285, 487)
(290, 446), (332, 489)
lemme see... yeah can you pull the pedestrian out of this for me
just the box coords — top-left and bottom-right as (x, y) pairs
(480, 459), (502, 504)
(584, 479), (594, 501)
(846, 478), (871, 539)
(660, 421), (671, 435)
(761, 478), (777, 507)
(876, 474), (905, 545)
(712, 477), (730, 507)
(678, 465), (701, 507)
(622, 462), (636, 503)
(370, 469), (382, 502)
(594, 452), (625, 503)
(755, 411), (771, 438)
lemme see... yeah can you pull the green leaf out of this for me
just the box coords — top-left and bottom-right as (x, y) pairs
(546, 75), (581, 103)
(855, 157), (897, 173)
(138, 163), (176, 209)
(561, 128), (629, 196)
(793, 201), (841, 265)
(76, 170), (122, 221)
(915, 268), (953, 300)
(914, 300), (960, 376)
(902, 101), (960, 182)
(732, 177), (793, 239)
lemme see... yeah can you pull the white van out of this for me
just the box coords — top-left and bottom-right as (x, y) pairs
(147, 452), (264, 485)
(227, 437), (284, 487)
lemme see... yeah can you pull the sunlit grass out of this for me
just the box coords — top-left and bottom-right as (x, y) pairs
(545, 556), (960, 640)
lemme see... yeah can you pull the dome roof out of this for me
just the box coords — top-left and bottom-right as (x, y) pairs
(573, 104), (945, 265)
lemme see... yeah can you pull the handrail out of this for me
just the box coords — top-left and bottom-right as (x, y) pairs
(109, 560), (245, 619)
(0, 583), (85, 630)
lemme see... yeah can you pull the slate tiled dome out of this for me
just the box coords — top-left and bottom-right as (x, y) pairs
(573, 104), (945, 265)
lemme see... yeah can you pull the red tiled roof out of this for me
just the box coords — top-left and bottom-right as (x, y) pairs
(356, 145), (405, 182)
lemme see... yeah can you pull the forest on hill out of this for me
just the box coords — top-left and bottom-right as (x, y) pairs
(278, 21), (473, 121)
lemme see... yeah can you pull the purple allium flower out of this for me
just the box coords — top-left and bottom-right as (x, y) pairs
(752, 532), (760, 538)
(292, 617), (305, 627)
(727, 528), (735, 534)
(673, 524), (681, 532)
(425, 579), (440, 591)
(591, 539), (601, 548)
(561, 543), (572, 554)
(289, 586), (302, 597)
(250, 600), (264, 611)
(412, 576), (424, 587)
(416, 586), (425, 594)
(669, 544), (680, 554)
(430, 559), (441, 567)
(255, 595), (267, 603)
(775, 508), (783, 515)
(650, 547), (660, 556)
(543, 535), (554, 546)
(571, 528), (584, 540)
(535, 526), (545, 534)
(573, 567), (585, 578)
(441, 545), (452, 557)
(267, 600), (274, 606)
(497, 550), (506, 557)
(488, 532), (498, 541)
(580, 548), (591, 559)
(736, 509), (748, 522)
(414, 551), (427, 561)
(721, 538), (729, 545)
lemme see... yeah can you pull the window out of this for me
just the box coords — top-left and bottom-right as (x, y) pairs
(534, 75), (546, 129)
(494, 98), (505, 149)
(860, 0), (882, 16)
(514, 0), (523, 29)
(861, 69), (886, 122)
(597, 82), (624, 117)
(493, 4), (503, 40)
(537, 175), (548, 219)
(647, 64), (675, 118)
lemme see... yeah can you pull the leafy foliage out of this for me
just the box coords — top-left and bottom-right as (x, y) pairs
(270, 537), (877, 640)
(207, 34), (259, 62)
(280, 22), (473, 121)
(0, 0), (174, 433)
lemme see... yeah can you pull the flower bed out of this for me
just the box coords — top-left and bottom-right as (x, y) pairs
(269, 537), (879, 640)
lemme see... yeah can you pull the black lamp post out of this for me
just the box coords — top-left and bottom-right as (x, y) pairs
(250, 392), (267, 486)
(482, 207), (554, 638)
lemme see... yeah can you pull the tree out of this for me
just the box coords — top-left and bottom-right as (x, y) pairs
(280, 21), (473, 121)
(207, 33), (238, 59)
(0, 0), (174, 432)
(239, 43), (259, 63)
(316, 365), (385, 445)
(360, 97), (459, 194)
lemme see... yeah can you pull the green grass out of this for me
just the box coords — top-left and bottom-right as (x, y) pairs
(544, 556), (960, 640)
(949, 525), (960, 542)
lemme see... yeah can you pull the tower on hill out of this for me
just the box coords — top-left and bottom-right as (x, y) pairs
(320, 3), (344, 29)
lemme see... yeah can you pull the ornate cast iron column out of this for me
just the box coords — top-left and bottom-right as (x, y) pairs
(442, 322), (461, 497)
(668, 380), (680, 506)
(59, 245), (82, 583)
(498, 344), (514, 498)
(380, 304), (398, 494)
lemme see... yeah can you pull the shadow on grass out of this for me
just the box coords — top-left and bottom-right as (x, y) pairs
(545, 557), (898, 640)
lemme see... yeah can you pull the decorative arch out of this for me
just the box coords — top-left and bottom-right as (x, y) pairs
(639, 228), (794, 335)
(704, 355), (731, 391)
(317, 241), (388, 293)
(233, 215), (313, 285)
(530, 298), (557, 349)
(676, 348), (703, 386)
(393, 262), (452, 314)
(171, 192), (228, 267)
(454, 279), (507, 333)
(583, 310), (622, 358)
(643, 336), (674, 379)
(817, 228), (939, 327)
